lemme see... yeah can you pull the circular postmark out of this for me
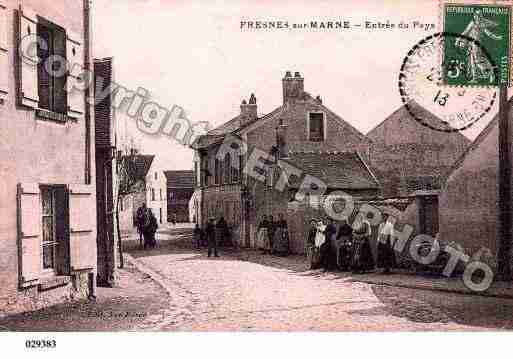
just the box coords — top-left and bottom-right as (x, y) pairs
(398, 32), (498, 133)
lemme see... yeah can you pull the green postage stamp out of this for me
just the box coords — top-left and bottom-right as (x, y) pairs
(443, 3), (511, 86)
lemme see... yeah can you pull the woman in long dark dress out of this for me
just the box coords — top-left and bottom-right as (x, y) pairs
(144, 209), (159, 249)
(336, 219), (353, 271)
(351, 215), (374, 273)
(257, 215), (270, 252)
(321, 218), (338, 271)
(272, 213), (289, 256)
(268, 215), (275, 253)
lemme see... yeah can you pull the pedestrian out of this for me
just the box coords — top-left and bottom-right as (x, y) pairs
(377, 213), (396, 274)
(268, 215), (276, 253)
(206, 217), (219, 257)
(144, 209), (159, 249)
(321, 217), (338, 271)
(216, 216), (229, 247)
(272, 213), (289, 256)
(306, 219), (321, 269)
(336, 218), (353, 271)
(135, 203), (147, 249)
(171, 213), (177, 226)
(257, 214), (270, 253)
(351, 214), (374, 274)
(193, 223), (202, 249)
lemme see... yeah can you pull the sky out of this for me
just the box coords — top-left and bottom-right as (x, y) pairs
(92, 0), (503, 171)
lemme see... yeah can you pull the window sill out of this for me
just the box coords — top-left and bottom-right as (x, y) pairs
(35, 109), (78, 124)
(38, 275), (71, 292)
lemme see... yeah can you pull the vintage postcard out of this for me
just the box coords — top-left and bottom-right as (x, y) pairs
(1, 0), (513, 356)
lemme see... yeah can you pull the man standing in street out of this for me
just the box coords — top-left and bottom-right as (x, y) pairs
(135, 203), (147, 249)
(206, 217), (219, 257)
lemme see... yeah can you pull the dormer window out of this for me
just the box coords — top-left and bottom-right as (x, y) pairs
(308, 112), (325, 142)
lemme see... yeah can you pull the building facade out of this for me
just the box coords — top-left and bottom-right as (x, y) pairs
(164, 170), (194, 223)
(193, 71), (378, 252)
(118, 154), (154, 231)
(146, 165), (167, 225)
(367, 102), (471, 198)
(0, 0), (96, 315)
(437, 102), (512, 270)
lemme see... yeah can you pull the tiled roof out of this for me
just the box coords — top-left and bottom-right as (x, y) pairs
(284, 151), (380, 190)
(164, 170), (195, 188)
(192, 107), (284, 149)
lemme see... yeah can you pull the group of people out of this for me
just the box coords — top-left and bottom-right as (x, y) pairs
(193, 216), (231, 257)
(256, 213), (290, 256)
(135, 203), (159, 249)
(306, 213), (397, 274)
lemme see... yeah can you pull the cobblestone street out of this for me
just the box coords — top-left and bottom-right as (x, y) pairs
(125, 230), (513, 331)
(3, 228), (513, 331)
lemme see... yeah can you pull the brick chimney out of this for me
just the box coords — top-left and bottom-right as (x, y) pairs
(240, 93), (257, 125)
(282, 71), (304, 104)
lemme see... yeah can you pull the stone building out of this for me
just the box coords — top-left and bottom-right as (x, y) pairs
(192, 71), (377, 252)
(367, 102), (472, 239)
(437, 101), (513, 270)
(164, 170), (194, 223)
(146, 164), (167, 225)
(118, 154), (154, 231)
(367, 101), (471, 198)
(0, 0), (96, 315)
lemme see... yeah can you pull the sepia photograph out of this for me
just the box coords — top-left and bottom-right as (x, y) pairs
(0, 0), (513, 356)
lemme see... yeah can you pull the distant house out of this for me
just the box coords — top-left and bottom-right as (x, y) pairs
(437, 101), (512, 269)
(146, 164), (167, 225)
(367, 102), (471, 198)
(118, 154), (154, 231)
(192, 71), (377, 252)
(164, 170), (194, 223)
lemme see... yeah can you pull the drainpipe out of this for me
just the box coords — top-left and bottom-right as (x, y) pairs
(83, 0), (92, 184)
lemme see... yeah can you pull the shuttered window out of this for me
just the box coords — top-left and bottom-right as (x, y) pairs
(17, 6), (84, 120)
(0, 3), (9, 101)
(37, 19), (67, 114)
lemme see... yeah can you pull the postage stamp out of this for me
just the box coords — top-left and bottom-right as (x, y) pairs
(398, 32), (497, 132)
(442, 2), (512, 86)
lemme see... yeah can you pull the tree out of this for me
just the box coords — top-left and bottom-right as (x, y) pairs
(113, 142), (141, 268)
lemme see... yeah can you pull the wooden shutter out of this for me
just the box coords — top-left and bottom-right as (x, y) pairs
(68, 184), (95, 271)
(66, 30), (84, 119)
(0, 3), (8, 99)
(17, 5), (38, 108)
(17, 183), (41, 287)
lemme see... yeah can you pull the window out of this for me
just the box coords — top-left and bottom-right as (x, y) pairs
(41, 188), (57, 270)
(160, 188), (163, 201)
(308, 113), (325, 142)
(214, 159), (220, 185)
(151, 188), (155, 201)
(37, 19), (67, 114)
(155, 172), (158, 180)
(224, 153), (231, 184)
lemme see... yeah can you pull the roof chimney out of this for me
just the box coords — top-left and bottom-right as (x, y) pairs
(240, 93), (257, 125)
(282, 71), (304, 104)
